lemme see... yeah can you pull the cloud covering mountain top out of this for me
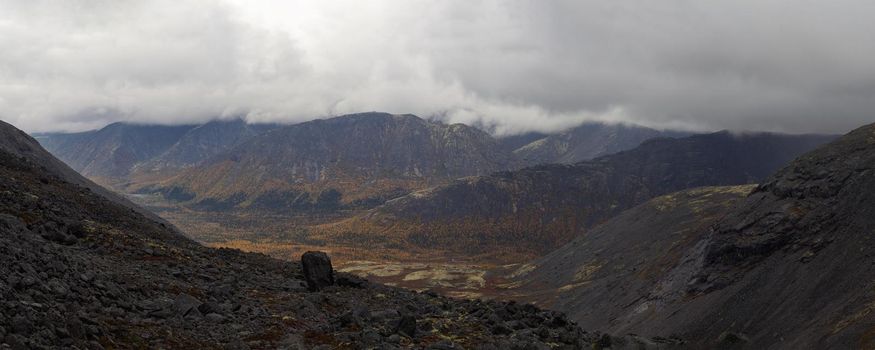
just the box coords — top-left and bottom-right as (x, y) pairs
(2, 1), (873, 134)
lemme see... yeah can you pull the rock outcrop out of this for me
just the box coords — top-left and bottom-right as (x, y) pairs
(301, 251), (335, 291)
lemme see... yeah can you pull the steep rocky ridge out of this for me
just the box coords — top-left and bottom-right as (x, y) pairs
(511, 123), (875, 349)
(1, 120), (169, 225)
(506, 185), (755, 331)
(320, 131), (834, 258)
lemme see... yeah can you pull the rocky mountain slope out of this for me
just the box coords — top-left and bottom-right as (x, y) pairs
(36, 119), (279, 188)
(506, 185), (755, 330)
(154, 112), (517, 212)
(0, 120), (609, 348)
(511, 122), (688, 165)
(321, 131), (834, 259)
(134, 119), (278, 175)
(36, 123), (196, 181)
(1, 121), (168, 225)
(513, 122), (875, 349)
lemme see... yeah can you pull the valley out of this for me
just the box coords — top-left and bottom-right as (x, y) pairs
(5, 3), (872, 347)
(38, 113), (839, 309)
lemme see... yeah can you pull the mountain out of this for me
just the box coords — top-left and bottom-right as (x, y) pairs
(513, 123), (875, 348)
(36, 123), (196, 181)
(155, 112), (517, 211)
(136, 119), (278, 173)
(36, 119), (280, 188)
(0, 119), (605, 348)
(321, 131), (835, 259)
(495, 131), (551, 153)
(0, 120), (169, 225)
(511, 122), (689, 165)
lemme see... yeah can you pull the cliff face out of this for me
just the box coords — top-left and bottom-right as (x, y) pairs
(329, 131), (834, 258)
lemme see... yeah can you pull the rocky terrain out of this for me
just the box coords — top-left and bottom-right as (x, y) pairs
(0, 121), (619, 348)
(317, 131), (834, 258)
(506, 185), (756, 329)
(509, 123), (875, 348)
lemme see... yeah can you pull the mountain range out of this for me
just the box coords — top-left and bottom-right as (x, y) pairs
(38, 113), (692, 214)
(318, 130), (835, 259)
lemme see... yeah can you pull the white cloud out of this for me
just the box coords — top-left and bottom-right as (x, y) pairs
(1, 0), (874, 134)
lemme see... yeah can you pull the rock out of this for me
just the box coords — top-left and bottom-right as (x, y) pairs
(205, 313), (226, 323)
(172, 293), (203, 318)
(396, 314), (417, 337)
(427, 340), (463, 350)
(199, 302), (220, 315)
(491, 323), (512, 335)
(301, 251), (334, 291)
(336, 274), (368, 289)
(283, 279), (308, 292)
(4, 334), (29, 350)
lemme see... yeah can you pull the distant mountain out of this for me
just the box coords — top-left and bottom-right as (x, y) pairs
(133, 119), (278, 177)
(495, 131), (550, 153)
(512, 122), (875, 349)
(37, 123), (196, 180)
(0, 121), (597, 348)
(155, 112), (517, 211)
(508, 122), (688, 165)
(323, 131), (835, 258)
(37, 119), (279, 186)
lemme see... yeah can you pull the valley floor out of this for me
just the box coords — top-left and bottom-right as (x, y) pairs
(125, 192), (534, 303)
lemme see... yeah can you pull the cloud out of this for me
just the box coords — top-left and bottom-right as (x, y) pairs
(1, 0), (874, 134)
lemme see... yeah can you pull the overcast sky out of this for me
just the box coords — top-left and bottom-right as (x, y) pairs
(1, 1), (874, 134)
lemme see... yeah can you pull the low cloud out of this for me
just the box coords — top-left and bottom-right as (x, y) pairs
(2, 1), (874, 134)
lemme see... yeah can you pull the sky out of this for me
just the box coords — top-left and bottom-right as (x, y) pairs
(1, 1), (874, 135)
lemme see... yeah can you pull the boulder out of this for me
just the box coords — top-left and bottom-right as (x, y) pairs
(396, 314), (417, 337)
(172, 293), (203, 318)
(301, 251), (334, 291)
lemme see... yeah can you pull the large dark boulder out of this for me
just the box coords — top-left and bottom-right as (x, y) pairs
(301, 251), (334, 291)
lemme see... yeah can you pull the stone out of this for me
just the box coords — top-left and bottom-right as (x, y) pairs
(205, 313), (226, 323)
(301, 251), (334, 291)
(396, 314), (416, 337)
(172, 293), (203, 318)
(336, 274), (368, 289)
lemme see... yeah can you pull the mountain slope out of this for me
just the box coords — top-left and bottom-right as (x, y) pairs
(512, 122), (688, 165)
(157, 112), (516, 211)
(515, 122), (875, 349)
(0, 121), (601, 348)
(322, 131), (835, 259)
(507, 185), (755, 330)
(136, 119), (278, 173)
(0, 120), (169, 225)
(37, 123), (196, 181)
